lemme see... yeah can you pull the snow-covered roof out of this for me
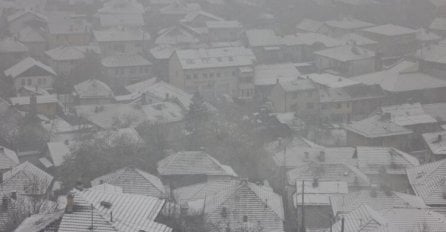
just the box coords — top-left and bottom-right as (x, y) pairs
(0, 37), (28, 53)
(47, 142), (71, 166)
(4, 57), (56, 78)
(175, 46), (255, 70)
(0, 146), (19, 170)
(361, 24), (416, 36)
(344, 114), (413, 138)
(381, 103), (437, 127)
(10, 94), (58, 105)
(254, 63), (301, 86)
(93, 28), (150, 42)
(308, 73), (359, 88)
(314, 45), (375, 62)
(17, 26), (45, 43)
(325, 18), (374, 30)
(101, 54), (152, 67)
(74, 79), (114, 99)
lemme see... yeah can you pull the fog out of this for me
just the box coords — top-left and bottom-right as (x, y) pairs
(0, 0), (446, 231)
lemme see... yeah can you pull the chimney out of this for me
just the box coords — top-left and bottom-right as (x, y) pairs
(434, 134), (443, 144)
(65, 193), (74, 213)
(75, 181), (84, 191)
(304, 151), (310, 160)
(165, 93), (169, 100)
(318, 150), (326, 162)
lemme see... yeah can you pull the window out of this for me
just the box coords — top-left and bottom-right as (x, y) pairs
(186, 74), (192, 80)
(307, 91), (312, 97)
(336, 103), (341, 109)
(306, 103), (314, 109)
(21, 79), (26, 86)
(203, 73), (208, 78)
(115, 68), (120, 75)
(321, 103), (327, 110)
(293, 92), (298, 99)
(139, 67), (144, 73)
(232, 71), (237, 76)
(38, 79), (42, 85)
(144, 67), (149, 73)
(216, 72), (221, 77)
(193, 74), (198, 79)
(243, 215), (248, 223)
(27, 79), (32, 85)
(210, 73), (214, 78)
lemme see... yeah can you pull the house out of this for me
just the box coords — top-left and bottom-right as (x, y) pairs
(0, 161), (54, 196)
(329, 205), (446, 232)
(269, 78), (319, 120)
(45, 45), (100, 76)
(0, 37), (28, 70)
(47, 13), (91, 48)
(330, 189), (427, 217)
(7, 10), (46, 35)
(245, 29), (286, 64)
(10, 94), (60, 116)
(353, 61), (446, 104)
(422, 130), (446, 161)
(4, 57), (56, 92)
(96, 0), (145, 29)
(207, 20), (243, 42)
(168, 46), (256, 99)
(157, 151), (237, 188)
(176, 179), (285, 232)
(150, 45), (177, 78)
(13, 210), (64, 232)
(416, 42), (446, 78)
(0, 146), (19, 172)
(155, 25), (200, 47)
(355, 146), (420, 192)
(54, 187), (172, 232)
(322, 18), (374, 37)
(73, 79), (114, 105)
(254, 63), (301, 100)
(296, 18), (324, 33)
(407, 159), (446, 215)
(45, 141), (71, 167)
(338, 33), (378, 51)
(295, 32), (342, 61)
(91, 167), (166, 198)
(180, 10), (224, 38)
(429, 17), (446, 37)
(294, 180), (348, 229)
(93, 27), (151, 55)
(344, 113), (413, 151)
(16, 26), (46, 58)
(416, 28), (442, 45)
(380, 103), (439, 134)
(360, 24), (417, 58)
(101, 53), (153, 89)
(74, 103), (147, 129)
(314, 45), (376, 77)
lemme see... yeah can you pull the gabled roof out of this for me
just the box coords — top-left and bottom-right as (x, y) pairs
(254, 63), (301, 86)
(175, 46), (255, 70)
(331, 190), (427, 216)
(361, 24), (416, 36)
(325, 18), (374, 30)
(47, 142), (71, 167)
(159, 0), (201, 15)
(296, 18), (324, 33)
(203, 180), (284, 231)
(407, 159), (446, 205)
(339, 32), (377, 46)
(74, 79), (114, 99)
(4, 57), (56, 78)
(0, 161), (54, 195)
(91, 167), (165, 198)
(7, 10), (46, 23)
(0, 37), (28, 53)
(57, 188), (172, 232)
(47, 13), (90, 35)
(331, 204), (393, 232)
(344, 114), (413, 138)
(93, 28), (150, 42)
(155, 25), (199, 46)
(99, 14), (144, 27)
(416, 28), (442, 42)
(430, 17), (446, 31)
(423, 130), (446, 155)
(101, 54), (152, 67)
(309, 73), (359, 88)
(0, 146), (19, 170)
(45, 45), (99, 61)
(157, 151), (237, 176)
(287, 163), (370, 187)
(314, 45), (375, 62)
(10, 94), (59, 106)
(14, 210), (64, 232)
(356, 146), (419, 175)
(379, 208), (446, 232)
(353, 61), (446, 93)
(180, 10), (224, 24)
(294, 181), (348, 206)
(98, 0), (145, 15)
(17, 26), (45, 43)
(277, 78), (316, 92)
(381, 103), (437, 127)
(416, 42), (446, 64)
(142, 101), (184, 124)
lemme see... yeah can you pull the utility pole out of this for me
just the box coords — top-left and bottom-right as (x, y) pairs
(301, 180), (305, 232)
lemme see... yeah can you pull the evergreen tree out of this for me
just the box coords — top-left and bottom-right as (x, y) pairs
(185, 92), (209, 133)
